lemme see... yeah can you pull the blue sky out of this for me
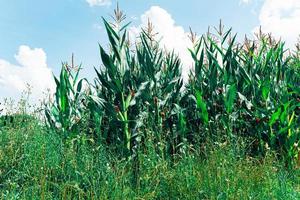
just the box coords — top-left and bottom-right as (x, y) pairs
(0, 0), (299, 102)
(0, 0), (259, 74)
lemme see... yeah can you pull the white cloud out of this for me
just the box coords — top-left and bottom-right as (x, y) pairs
(86, 0), (111, 7)
(129, 6), (193, 81)
(0, 45), (55, 104)
(255, 0), (300, 48)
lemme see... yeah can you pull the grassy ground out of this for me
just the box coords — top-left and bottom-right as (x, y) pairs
(1, 116), (300, 200)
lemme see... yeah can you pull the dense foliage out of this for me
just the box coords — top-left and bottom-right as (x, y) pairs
(1, 116), (300, 199)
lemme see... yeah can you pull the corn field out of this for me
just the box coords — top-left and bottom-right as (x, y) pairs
(44, 7), (300, 167)
(2, 6), (300, 199)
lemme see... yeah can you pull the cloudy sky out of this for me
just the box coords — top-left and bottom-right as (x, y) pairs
(0, 0), (299, 103)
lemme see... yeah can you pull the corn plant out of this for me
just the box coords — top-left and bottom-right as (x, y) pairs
(45, 59), (88, 138)
(90, 7), (185, 157)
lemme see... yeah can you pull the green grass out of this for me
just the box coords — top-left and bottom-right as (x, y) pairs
(1, 117), (300, 199)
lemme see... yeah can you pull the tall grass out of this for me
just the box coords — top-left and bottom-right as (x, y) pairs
(1, 118), (300, 199)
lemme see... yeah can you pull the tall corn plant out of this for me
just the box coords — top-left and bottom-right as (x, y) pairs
(45, 60), (87, 138)
(93, 12), (135, 153)
(135, 30), (184, 156)
(92, 8), (184, 156)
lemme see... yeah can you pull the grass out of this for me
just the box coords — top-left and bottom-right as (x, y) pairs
(1, 116), (300, 199)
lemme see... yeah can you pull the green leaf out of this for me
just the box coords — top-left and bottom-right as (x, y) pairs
(195, 90), (209, 124)
(125, 93), (132, 110)
(269, 107), (282, 126)
(225, 84), (237, 113)
(261, 81), (270, 100)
